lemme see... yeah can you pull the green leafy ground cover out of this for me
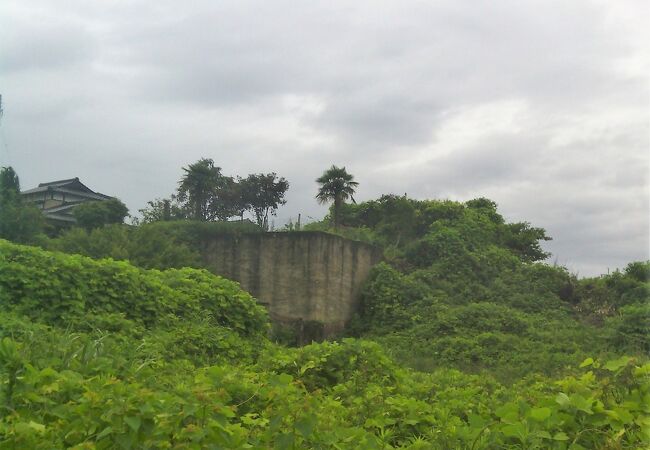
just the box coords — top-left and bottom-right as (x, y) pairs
(1, 195), (649, 448)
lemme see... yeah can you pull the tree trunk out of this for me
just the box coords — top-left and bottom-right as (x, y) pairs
(333, 194), (341, 230)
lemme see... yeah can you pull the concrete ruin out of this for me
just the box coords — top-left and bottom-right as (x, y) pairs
(201, 232), (383, 340)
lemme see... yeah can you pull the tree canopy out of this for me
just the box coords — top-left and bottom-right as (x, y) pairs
(0, 166), (44, 243)
(176, 158), (228, 221)
(240, 173), (289, 230)
(73, 198), (129, 230)
(141, 159), (290, 227)
(0, 166), (20, 201)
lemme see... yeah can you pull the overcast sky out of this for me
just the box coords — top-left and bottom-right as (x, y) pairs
(1, 0), (648, 276)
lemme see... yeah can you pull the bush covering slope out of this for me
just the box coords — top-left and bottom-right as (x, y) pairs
(314, 196), (650, 379)
(0, 240), (268, 338)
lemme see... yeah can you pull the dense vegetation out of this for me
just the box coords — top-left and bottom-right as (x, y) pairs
(1, 165), (648, 448)
(312, 196), (650, 380)
(1, 241), (648, 448)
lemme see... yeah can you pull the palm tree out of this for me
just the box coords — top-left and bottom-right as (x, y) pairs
(315, 165), (358, 230)
(177, 158), (222, 221)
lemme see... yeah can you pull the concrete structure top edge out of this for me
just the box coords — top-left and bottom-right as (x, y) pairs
(206, 230), (383, 251)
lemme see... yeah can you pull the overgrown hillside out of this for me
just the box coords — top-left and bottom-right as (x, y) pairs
(1, 213), (649, 448)
(302, 196), (649, 378)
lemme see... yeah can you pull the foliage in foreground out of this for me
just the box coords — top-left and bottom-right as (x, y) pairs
(0, 319), (648, 449)
(0, 242), (648, 448)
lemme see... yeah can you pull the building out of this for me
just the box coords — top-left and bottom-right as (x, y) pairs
(21, 178), (113, 225)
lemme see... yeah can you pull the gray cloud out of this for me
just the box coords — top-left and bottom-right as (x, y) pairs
(0, 0), (647, 276)
(1, 23), (96, 73)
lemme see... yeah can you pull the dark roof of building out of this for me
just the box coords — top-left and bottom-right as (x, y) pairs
(38, 177), (94, 193)
(38, 178), (80, 187)
(21, 178), (112, 200)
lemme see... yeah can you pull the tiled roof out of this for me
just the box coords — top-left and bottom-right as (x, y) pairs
(55, 187), (112, 200)
(38, 178), (80, 187)
(21, 178), (112, 200)
(20, 186), (50, 195)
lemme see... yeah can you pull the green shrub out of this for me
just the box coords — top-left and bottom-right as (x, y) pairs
(0, 240), (268, 337)
(73, 198), (129, 230)
(606, 303), (650, 354)
(49, 223), (202, 270)
(354, 263), (430, 333)
(258, 339), (401, 391)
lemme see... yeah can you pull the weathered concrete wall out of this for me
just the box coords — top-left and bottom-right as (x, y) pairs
(201, 232), (382, 338)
